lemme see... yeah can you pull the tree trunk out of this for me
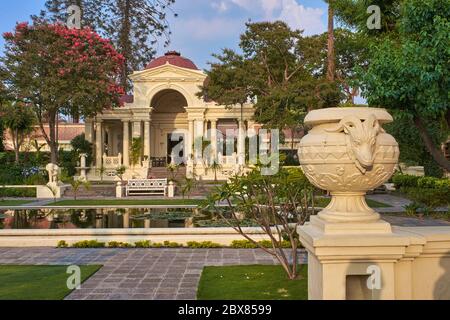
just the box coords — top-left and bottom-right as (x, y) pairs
(13, 130), (19, 164)
(413, 115), (450, 172)
(119, 0), (132, 92)
(327, 2), (336, 81)
(48, 113), (58, 164)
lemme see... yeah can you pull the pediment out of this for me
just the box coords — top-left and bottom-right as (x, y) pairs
(130, 63), (206, 83)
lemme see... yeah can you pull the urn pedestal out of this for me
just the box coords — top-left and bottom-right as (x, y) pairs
(299, 108), (400, 234)
(298, 108), (406, 300)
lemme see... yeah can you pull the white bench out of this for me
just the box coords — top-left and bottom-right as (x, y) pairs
(126, 179), (168, 197)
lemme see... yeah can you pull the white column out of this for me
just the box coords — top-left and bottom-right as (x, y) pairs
(132, 121), (141, 139)
(144, 121), (151, 159)
(95, 121), (103, 168)
(194, 120), (204, 162)
(122, 121), (130, 167)
(85, 120), (94, 143)
(211, 119), (218, 162)
(238, 119), (245, 165)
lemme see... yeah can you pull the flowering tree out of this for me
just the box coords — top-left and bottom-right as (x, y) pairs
(0, 22), (124, 163)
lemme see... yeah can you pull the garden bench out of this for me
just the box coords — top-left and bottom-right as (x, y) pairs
(126, 179), (168, 197)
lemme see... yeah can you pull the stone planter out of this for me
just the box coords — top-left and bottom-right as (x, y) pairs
(299, 108), (400, 223)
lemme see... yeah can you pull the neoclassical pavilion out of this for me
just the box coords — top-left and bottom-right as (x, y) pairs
(84, 51), (258, 181)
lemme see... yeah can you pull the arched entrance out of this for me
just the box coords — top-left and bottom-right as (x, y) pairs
(150, 89), (188, 166)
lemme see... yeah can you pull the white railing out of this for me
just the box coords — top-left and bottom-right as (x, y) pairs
(102, 153), (122, 169)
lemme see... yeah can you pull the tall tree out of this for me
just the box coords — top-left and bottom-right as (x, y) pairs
(326, 0), (336, 81)
(0, 101), (36, 163)
(299, 29), (368, 104)
(361, 0), (450, 171)
(39, 0), (177, 91)
(199, 22), (343, 153)
(0, 22), (125, 163)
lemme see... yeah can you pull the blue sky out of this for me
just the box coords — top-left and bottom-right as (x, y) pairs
(0, 0), (329, 70)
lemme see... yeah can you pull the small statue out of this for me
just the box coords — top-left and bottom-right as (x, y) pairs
(46, 163), (61, 185)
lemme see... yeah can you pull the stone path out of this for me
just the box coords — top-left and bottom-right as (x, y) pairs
(367, 194), (412, 210)
(0, 248), (307, 300)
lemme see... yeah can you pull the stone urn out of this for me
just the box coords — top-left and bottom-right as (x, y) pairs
(299, 108), (400, 224)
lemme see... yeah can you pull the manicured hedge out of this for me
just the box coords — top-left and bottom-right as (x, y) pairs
(57, 240), (297, 249)
(0, 187), (36, 198)
(392, 174), (450, 207)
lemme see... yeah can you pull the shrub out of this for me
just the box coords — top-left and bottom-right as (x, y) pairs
(231, 240), (292, 249)
(134, 240), (151, 248)
(163, 241), (183, 248)
(186, 241), (222, 248)
(72, 240), (106, 248)
(108, 241), (133, 248)
(392, 174), (420, 188)
(0, 188), (36, 198)
(401, 187), (450, 208)
(56, 240), (68, 248)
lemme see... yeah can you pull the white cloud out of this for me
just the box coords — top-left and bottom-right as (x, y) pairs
(230, 0), (326, 35)
(278, 0), (326, 35)
(211, 1), (229, 13)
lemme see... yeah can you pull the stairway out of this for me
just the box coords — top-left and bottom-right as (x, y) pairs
(148, 167), (187, 180)
(64, 184), (116, 198)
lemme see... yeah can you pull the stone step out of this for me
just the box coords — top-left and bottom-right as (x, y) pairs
(64, 185), (116, 197)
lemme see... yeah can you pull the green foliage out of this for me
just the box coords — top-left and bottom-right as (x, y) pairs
(0, 101), (36, 163)
(71, 134), (93, 167)
(186, 241), (222, 249)
(134, 240), (151, 248)
(206, 165), (314, 279)
(230, 240), (292, 249)
(0, 21), (124, 162)
(331, 0), (402, 36)
(130, 137), (143, 166)
(40, 0), (176, 91)
(180, 177), (196, 199)
(0, 188), (36, 198)
(360, 0), (450, 171)
(56, 240), (68, 248)
(71, 240), (106, 248)
(385, 113), (445, 176)
(70, 179), (91, 201)
(401, 188), (450, 209)
(107, 241), (133, 248)
(393, 174), (450, 208)
(199, 21), (345, 137)
(197, 265), (308, 300)
(392, 174), (421, 189)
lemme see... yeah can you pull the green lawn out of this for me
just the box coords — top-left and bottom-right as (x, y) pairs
(315, 197), (391, 208)
(197, 265), (308, 300)
(48, 199), (205, 206)
(0, 200), (34, 207)
(0, 265), (101, 300)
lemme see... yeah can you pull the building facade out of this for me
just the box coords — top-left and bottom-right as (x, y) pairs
(85, 51), (264, 181)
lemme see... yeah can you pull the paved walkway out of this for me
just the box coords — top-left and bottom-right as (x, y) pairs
(0, 248), (307, 300)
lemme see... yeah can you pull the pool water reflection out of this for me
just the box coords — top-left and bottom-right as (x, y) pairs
(0, 208), (210, 230)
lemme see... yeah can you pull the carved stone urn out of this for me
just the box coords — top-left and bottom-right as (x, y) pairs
(299, 108), (400, 224)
